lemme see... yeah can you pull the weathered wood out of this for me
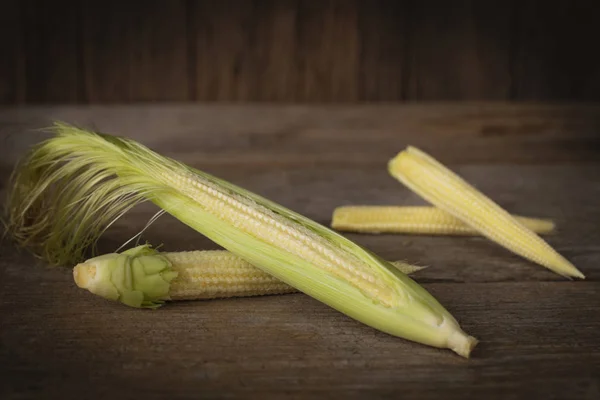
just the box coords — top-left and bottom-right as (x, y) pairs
(4, 0), (600, 102)
(252, 0), (299, 102)
(0, 0), (23, 104)
(82, 0), (189, 102)
(191, 0), (360, 102)
(294, 0), (360, 102)
(513, 0), (600, 100)
(358, 0), (408, 101)
(406, 0), (512, 100)
(0, 104), (599, 399)
(1, 103), (599, 167)
(192, 0), (261, 101)
(20, 0), (83, 103)
(1, 245), (599, 399)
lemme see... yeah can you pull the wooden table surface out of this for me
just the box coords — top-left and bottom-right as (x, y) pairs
(1, 104), (599, 399)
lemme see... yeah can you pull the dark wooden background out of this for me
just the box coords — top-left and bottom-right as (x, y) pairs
(1, 0), (599, 104)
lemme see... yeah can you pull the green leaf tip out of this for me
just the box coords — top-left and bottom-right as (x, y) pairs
(73, 244), (178, 309)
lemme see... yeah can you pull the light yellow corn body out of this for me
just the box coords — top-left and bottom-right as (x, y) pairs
(388, 146), (583, 279)
(331, 206), (556, 235)
(73, 247), (426, 302)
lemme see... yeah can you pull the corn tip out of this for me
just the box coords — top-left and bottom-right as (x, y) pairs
(565, 266), (586, 280)
(550, 256), (585, 279)
(448, 331), (479, 359)
(387, 151), (405, 174)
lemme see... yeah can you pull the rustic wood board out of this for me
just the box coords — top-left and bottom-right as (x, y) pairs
(6, 0), (600, 103)
(1, 103), (600, 167)
(1, 105), (599, 399)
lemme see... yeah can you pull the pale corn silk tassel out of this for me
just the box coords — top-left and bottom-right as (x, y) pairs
(388, 146), (584, 279)
(72, 244), (426, 304)
(331, 206), (556, 236)
(5, 123), (477, 358)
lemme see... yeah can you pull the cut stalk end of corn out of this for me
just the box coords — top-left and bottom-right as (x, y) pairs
(447, 328), (479, 359)
(73, 245), (178, 308)
(388, 147), (584, 280)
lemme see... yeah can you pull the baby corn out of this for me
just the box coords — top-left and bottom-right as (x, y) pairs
(73, 244), (425, 305)
(332, 206), (556, 236)
(388, 146), (583, 279)
(7, 124), (477, 357)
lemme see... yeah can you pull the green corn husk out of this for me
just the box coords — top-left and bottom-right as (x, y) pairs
(73, 245), (179, 308)
(5, 123), (477, 357)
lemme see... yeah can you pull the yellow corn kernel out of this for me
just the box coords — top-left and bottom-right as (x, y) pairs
(388, 146), (583, 279)
(73, 247), (427, 302)
(166, 250), (298, 300)
(332, 206), (556, 236)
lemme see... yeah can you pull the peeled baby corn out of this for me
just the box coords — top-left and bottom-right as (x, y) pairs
(388, 146), (583, 279)
(332, 206), (556, 236)
(7, 124), (477, 357)
(73, 244), (425, 307)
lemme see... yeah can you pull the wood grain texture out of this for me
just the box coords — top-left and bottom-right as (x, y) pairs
(5, 0), (600, 102)
(513, 0), (600, 100)
(82, 0), (189, 102)
(295, 0), (360, 102)
(358, 0), (408, 101)
(1, 103), (599, 167)
(0, 249), (599, 399)
(20, 0), (83, 103)
(0, 0), (23, 104)
(252, 0), (299, 102)
(0, 104), (599, 398)
(406, 0), (512, 100)
(192, 0), (261, 101)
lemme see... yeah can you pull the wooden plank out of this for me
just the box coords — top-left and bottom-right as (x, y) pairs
(513, 0), (600, 100)
(20, 0), (82, 103)
(82, 0), (188, 102)
(252, 0), (299, 102)
(192, 0), (260, 101)
(192, 0), (360, 102)
(0, 248), (598, 399)
(406, 0), (512, 100)
(357, 0), (408, 101)
(0, 0), (23, 104)
(193, 0), (302, 102)
(295, 0), (360, 102)
(1, 103), (599, 167)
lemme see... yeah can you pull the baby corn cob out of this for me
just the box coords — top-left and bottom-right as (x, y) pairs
(72, 244), (426, 306)
(388, 146), (583, 279)
(332, 206), (556, 236)
(6, 124), (477, 357)
(167, 250), (296, 300)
